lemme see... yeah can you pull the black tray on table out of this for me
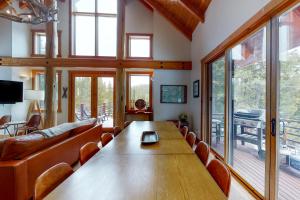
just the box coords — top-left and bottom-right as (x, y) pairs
(141, 131), (159, 144)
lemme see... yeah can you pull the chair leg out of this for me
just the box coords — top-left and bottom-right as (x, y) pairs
(5, 128), (12, 137)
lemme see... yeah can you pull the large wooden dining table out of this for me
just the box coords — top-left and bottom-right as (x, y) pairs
(45, 121), (227, 200)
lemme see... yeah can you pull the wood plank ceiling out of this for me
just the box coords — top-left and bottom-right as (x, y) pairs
(140, 0), (212, 40)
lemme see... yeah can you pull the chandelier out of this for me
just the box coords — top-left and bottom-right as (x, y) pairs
(0, 0), (58, 24)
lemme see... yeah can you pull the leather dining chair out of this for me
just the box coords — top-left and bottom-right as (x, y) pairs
(186, 132), (196, 148)
(101, 133), (113, 147)
(207, 159), (231, 197)
(195, 141), (210, 166)
(34, 163), (74, 200)
(180, 126), (188, 138)
(18, 114), (41, 135)
(113, 126), (122, 137)
(0, 115), (11, 135)
(80, 142), (101, 165)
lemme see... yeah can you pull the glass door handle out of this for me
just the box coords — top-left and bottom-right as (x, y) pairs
(271, 118), (276, 137)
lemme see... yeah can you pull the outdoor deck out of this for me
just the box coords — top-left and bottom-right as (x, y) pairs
(214, 142), (300, 200)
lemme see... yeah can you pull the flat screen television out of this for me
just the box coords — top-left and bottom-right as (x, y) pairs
(0, 80), (23, 104)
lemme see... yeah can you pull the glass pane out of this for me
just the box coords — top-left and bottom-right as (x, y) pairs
(129, 35), (151, 58)
(211, 57), (225, 156)
(278, 4), (300, 200)
(74, 15), (95, 56)
(129, 75), (150, 110)
(72, 0), (95, 12)
(97, 0), (117, 14)
(230, 27), (266, 195)
(98, 77), (114, 128)
(74, 77), (91, 121)
(97, 17), (117, 57)
(35, 32), (46, 55)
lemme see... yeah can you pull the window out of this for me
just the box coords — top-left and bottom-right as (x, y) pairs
(31, 30), (62, 57)
(32, 70), (62, 112)
(126, 72), (152, 111)
(126, 33), (153, 59)
(71, 0), (117, 57)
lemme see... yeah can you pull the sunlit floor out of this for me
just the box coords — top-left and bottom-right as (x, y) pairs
(213, 140), (300, 200)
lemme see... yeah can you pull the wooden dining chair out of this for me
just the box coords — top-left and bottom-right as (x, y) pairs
(79, 142), (100, 165)
(180, 126), (188, 138)
(207, 159), (231, 197)
(113, 126), (122, 137)
(186, 132), (196, 148)
(34, 163), (74, 200)
(195, 141), (210, 166)
(101, 133), (113, 147)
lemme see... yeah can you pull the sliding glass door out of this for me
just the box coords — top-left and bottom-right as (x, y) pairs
(70, 72), (115, 128)
(229, 27), (267, 196)
(278, 5), (300, 200)
(210, 57), (225, 157)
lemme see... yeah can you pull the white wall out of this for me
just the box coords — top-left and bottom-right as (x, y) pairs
(153, 70), (190, 121)
(12, 22), (31, 57)
(0, 19), (12, 56)
(190, 0), (271, 134)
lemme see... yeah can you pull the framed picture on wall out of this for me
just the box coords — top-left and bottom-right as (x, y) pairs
(193, 80), (199, 98)
(160, 85), (187, 104)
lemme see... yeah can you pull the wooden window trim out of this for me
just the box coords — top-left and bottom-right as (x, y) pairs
(126, 33), (153, 60)
(31, 29), (62, 57)
(69, 0), (118, 58)
(68, 71), (116, 131)
(32, 70), (62, 113)
(126, 71), (153, 112)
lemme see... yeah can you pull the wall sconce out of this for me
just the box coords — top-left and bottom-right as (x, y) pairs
(19, 74), (30, 81)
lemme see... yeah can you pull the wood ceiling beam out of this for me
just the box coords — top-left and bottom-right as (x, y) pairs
(139, 0), (153, 12)
(0, 57), (192, 70)
(144, 0), (192, 40)
(179, 0), (204, 23)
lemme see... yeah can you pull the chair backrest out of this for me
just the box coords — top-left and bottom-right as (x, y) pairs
(195, 141), (210, 166)
(101, 133), (113, 147)
(207, 159), (231, 197)
(79, 142), (100, 165)
(124, 121), (131, 128)
(27, 115), (41, 128)
(186, 132), (196, 148)
(177, 121), (181, 129)
(113, 126), (122, 137)
(181, 126), (188, 137)
(0, 115), (11, 125)
(34, 163), (73, 200)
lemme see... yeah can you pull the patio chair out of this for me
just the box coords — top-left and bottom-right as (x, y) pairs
(0, 115), (11, 135)
(17, 114), (41, 135)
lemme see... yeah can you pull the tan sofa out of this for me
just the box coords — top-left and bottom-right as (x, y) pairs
(0, 119), (102, 200)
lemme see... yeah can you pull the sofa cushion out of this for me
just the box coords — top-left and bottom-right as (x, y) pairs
(0, 134), (46, 161)
(70, 118), (97, 136)
(36, 123), (74, 138)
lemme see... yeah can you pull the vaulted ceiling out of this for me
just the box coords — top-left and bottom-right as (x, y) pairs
(140, 0), (212, 40)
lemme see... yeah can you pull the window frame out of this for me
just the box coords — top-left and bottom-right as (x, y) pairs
(31, 29), (62, 57)
(69, 0), (118, 58)
(126, 71), (153, 112)
(126, 33), (153, 60)
(31, 70), (62, 113)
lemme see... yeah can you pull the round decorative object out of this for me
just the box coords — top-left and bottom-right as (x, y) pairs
(135, 99), (146, 110)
